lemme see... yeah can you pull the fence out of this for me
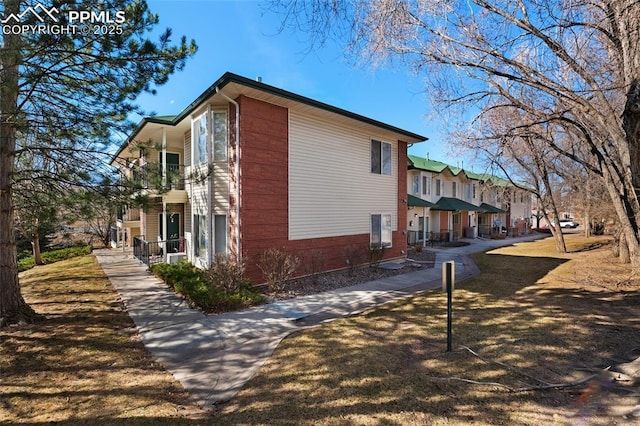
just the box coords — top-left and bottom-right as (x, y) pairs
(133, 236), (186, 266)
(407, 230), (452, 246)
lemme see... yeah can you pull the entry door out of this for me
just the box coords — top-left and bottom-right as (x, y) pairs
(159, 152), (180, 169)
(159, 213), (180, 240)
(418, 217), (430, 240)
(453, 213), (461, 240)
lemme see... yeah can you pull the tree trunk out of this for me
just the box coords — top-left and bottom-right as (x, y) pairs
(543, 199), (567, 253)
(619, 234), (631, 264)
(32, 229), (43, 265)
(583, 210), (591, 238)
(623, 79), (640, 269)
(0, 0), (39, 327)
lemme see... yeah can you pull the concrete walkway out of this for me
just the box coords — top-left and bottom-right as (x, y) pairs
(94, 233), (545, 409)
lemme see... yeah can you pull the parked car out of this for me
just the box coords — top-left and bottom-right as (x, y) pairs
(558, 219), (579, 228)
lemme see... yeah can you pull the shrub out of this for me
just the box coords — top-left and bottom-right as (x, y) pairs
(150, 261), (266, 313)
(42, 246), (91, 263)
(204, 254), (245, 295)
(206, 284), (267, 314)
(368, 244), (386, 268)
(343, 244), (364, 276)
(300, 249), (327, 284)
(150, 261), (209, 302)
(257, 248), (300, 293)
(18, 245), (92, 272)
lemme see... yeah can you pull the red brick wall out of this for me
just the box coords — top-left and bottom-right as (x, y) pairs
(236, 94), (410, 283)
(237, 95), (289, 280)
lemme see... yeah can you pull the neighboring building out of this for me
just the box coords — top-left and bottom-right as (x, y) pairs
(406, 155), (532, 243)
(111, 72), (427, 281)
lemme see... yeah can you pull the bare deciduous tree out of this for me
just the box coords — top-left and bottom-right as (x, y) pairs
(269, 0), (640, 269)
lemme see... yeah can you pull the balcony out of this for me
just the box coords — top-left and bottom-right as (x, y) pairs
(116, 209), (141, 228)
(132, 164), (188, 203)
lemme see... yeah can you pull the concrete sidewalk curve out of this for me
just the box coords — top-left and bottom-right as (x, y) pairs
(94, 232), (546, 408)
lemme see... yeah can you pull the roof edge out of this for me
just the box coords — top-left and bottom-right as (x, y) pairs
(113, 72), (429, 164)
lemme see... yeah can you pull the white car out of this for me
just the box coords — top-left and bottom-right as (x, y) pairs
(558, 219), (579, 228)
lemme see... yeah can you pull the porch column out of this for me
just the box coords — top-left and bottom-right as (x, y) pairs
(422, 207), (427, 248)
(162, 202), (167, 260)
(161, 127), (167, 188)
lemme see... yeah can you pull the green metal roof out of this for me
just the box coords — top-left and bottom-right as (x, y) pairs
(408, 155), (450, 173)
(407, 155), (534, 191)
(478, 203), (506, 214)
(431, 197), (483, 212)
(407, 194), (436, 208)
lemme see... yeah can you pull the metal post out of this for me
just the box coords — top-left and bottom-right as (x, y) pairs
(442, 261), (455, 352)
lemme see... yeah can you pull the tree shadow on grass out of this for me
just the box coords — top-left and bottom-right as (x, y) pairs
(210, 252), (640, 425)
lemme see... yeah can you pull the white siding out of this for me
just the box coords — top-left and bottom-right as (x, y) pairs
(289, 111), (397, 240)
(212, 162), (229, 214)
(184, 130), (191, 170)
(190, 166), (208, 216)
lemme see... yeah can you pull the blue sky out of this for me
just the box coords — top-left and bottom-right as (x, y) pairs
(133, 0), (461, 165)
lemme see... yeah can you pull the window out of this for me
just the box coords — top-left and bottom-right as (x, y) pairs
(194, 214), (207, 258)
(520, 192), (524, 203)
(371, 140), (391, 175)
(193, 113), (208, 165)
(452, 182), (457, 197)
(213, 112), (227, 161)
(435, 179), (442, 196)
(370, 214), (392, 247)
(473, 184), (477, 199)
(214, 215), (227, 254)
(422, 176), (431, 195)
(412, 175), (419, 195)
(480, 191), (485, 203)
(418, 217), (429, 238)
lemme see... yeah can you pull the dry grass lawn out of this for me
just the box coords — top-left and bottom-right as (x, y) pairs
(217, 234), (640, 425)
(2, 235), (640, 425)
(0, 255), (204, 425)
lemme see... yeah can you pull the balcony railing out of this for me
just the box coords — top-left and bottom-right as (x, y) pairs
(133, 236), (186, 266)
(407, 230), (452, 246)
(132, 163), (185, 191)
(117, 209), (141, 222)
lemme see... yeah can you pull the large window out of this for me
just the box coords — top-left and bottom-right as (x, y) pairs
(214, 214), (227, 254)
(370, 214), (392, 248)
(422, 176), (431, 195)
(370, 139), (391, 175)
(194, 214), (207, 258)
(452, 182), (457, 197)
(213, 112), (227, 161)
(412, 175), (419, 195)
(193, 113), (208, 165)
(435, 179), (442, 196)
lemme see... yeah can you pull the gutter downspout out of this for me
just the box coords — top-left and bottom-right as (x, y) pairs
(215, 87), (241, 262)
